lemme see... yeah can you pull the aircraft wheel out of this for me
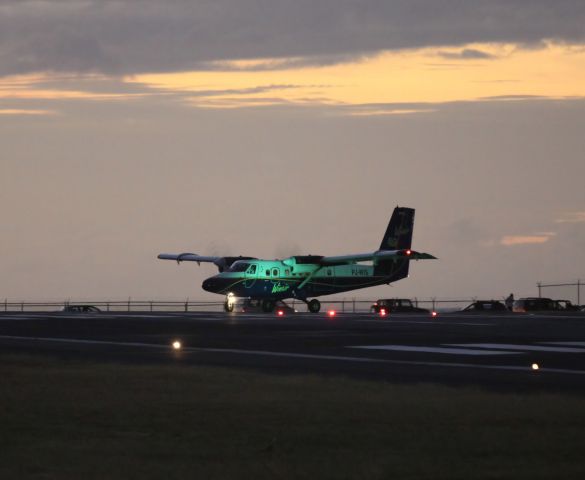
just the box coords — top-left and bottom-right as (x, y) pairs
(262, 299), (275, 313)
(308, 299), (321, 313)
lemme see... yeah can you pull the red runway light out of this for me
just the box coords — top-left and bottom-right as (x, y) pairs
(380, 308), (387, 317)
(328, 310), (336, 317)
(277, 310), (284, 316)
(431, 311), (438, 317)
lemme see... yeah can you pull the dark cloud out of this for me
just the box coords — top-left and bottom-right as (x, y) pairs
(437, 48), (496, 60)
(0, 0), (584, 76)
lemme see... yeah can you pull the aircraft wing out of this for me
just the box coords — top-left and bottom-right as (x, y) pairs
(320, 249), (437, 265)
(158, 253), (258, 272)
(158, 253), (221, 264)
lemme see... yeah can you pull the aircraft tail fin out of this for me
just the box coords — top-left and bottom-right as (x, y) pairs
(375, 207), (415, 278)
(379, 207), (415, 251)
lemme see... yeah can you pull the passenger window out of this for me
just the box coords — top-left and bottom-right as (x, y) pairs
(285, 269), (290, 276)
(327, 269), (332, 276)
(272, 268), (279, 277)
(266, 270), (271, 276)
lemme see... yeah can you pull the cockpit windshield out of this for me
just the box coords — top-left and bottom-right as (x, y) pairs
(229, 261), (250, 272)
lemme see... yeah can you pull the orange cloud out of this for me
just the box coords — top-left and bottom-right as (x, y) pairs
(0, 108), (56, 115)
(133, 42), (585, 109)
(500, 234), (555, 246)
(556, 212), (585, 223)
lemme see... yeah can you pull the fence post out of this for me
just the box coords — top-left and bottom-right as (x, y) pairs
(128, 297), (131, 312)
(578, 279), (581, 305)
(4, 299), (6, 312)
(150, 301), (153, 312)
(353, 298), (355, 313)
(107, 302), (110, 312)
(537, 282), (542, 298)
(432, 297), (436, 312)
(185, 300), (188, 312)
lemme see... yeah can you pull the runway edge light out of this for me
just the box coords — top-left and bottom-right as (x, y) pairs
(172, 340), (182, 350)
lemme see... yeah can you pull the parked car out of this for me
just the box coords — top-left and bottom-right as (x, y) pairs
(458, 300), (508, 313)
(512, 297), (581, 313)
(553, 299), (582, 311)
(370, 298), (429, 314)
(60, 305), (101, 313)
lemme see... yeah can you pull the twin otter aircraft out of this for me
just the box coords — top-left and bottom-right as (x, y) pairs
(158, 207), (436, 313)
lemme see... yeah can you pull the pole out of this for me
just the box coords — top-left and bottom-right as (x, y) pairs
(537, 282), (542, 298)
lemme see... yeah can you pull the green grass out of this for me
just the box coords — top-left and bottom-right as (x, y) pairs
(1, 355), (585, 479)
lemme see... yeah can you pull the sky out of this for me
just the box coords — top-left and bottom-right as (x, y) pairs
(1, 0), (584, 302)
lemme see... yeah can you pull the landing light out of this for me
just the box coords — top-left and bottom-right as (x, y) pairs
(431, 311), (438, 318)
(406, 249), (412, 256)
(328, 310), (336, 317)
(277, 310), (284, 316)
(380, 308), (387, 317)
(531, 363), (540, 371)
(172, 340), (182, 350)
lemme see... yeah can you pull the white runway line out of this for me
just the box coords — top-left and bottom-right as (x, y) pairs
(2, 335), (585, 375)
(542, 341), (585, 347)
(356, 319), (493, 326)
(447, 343), (585, 353)
(349, 345), (521, 355)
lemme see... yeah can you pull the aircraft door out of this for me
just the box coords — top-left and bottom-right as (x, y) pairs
(243, 264), (258, 289)
(324, 266), (336, 292)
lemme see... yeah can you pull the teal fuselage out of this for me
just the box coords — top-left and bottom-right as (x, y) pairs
(201, 256), (409, 300)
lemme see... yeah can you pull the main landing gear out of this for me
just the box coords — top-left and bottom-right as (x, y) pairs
(307, 299), (321, 313)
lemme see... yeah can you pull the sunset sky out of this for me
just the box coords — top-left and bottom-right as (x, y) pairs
(1, 1), (584, 301)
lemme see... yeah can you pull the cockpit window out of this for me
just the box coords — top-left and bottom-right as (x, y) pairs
(230, 262), (250, 272)
(246, 264), (257, 275)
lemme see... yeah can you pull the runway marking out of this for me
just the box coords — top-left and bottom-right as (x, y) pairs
(2, 335), (585, 376)
(348, 345), (520, 355)
(447, 343), (585, 353)
(0, 335), (177, 349)
(356, 319), (493, 327)
(542, 342), (585, 347)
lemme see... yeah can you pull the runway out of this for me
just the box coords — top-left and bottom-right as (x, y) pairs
(2, 310), (585, 392)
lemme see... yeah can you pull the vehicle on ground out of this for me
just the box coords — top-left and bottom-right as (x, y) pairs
(553, 300), (582, 311)
(370, 298), (429, 314)
(159, 206), (436, 313)
(512, 297), (581, 313)
(458, 300), (508, 313)
(225, 296), (296, 314)
(60, 305), (101, 313)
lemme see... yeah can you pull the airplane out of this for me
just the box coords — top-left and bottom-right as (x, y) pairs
(158, 206), (436, 313)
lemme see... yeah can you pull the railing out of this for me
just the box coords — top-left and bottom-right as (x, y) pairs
(537, 280), (583, 305)
(1, 297), (481, 313)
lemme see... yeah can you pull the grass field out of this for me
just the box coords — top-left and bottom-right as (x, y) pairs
(1, 354), (585, 479)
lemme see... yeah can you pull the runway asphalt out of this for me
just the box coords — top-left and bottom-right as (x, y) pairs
(2, 310), (585, 393)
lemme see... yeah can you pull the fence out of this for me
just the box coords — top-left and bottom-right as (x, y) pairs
(537, 280), (583, 305)
(1, 297), (484, 313)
